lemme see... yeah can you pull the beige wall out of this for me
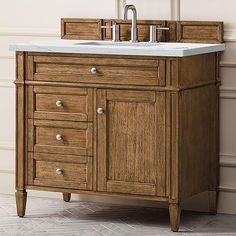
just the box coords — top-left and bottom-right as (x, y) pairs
(0, 0), (235, 214)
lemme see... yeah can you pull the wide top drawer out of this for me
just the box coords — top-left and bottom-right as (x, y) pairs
(27, 54), (166, 86)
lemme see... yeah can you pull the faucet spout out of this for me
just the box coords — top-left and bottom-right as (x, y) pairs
(123, 5), (138, 43)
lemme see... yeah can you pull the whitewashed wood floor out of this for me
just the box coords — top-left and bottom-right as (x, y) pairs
(0, 194), (236, 236)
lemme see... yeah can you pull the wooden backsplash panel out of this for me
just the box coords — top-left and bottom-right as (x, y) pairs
(166, 21), (178, 42)
(177, 21), (224, 43)
(111, 20), (166, 42)
(102, 20), (112, 40)
(61, 18), (102, 40)
(61, 18), (224, 43)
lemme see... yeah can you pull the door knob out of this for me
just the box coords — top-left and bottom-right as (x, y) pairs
(56, 168), (63, 175)
(56, 100), (63, 107)
(97, 108), (104, 114)
(90, 67), (97, 74)
(56, 134), (63, 141)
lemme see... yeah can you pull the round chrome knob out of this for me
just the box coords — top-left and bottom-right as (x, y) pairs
(56, 134), (63, 141)
(56, 100), (63, 107)
(97, 108), (104, 114)
(56, 168), (63, 175)
(90, 67), (97, 74)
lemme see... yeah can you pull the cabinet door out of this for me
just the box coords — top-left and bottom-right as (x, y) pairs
(97, 89), (166, 196)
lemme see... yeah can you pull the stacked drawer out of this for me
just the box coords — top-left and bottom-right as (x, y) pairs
(26, 86), (94, 190)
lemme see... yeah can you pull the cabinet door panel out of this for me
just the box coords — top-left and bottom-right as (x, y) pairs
(97, 89), (166, 196)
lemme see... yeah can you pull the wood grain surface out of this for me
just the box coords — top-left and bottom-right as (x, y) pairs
(61, 18), (224, 43)
(15, 49), (220, 232)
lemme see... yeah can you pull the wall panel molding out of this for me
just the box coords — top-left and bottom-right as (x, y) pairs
(0, 81), (14, 88)
(224, 29), (236, 42)
(0, 170), (14, 175)
(220, 154), (236, 167)
(170, 0), (180, 20)
(0, 56), (14, 60)
(0, 27), (59, 37)
(220, 61), (236, 68)
(0, 142), (15, 151)
(0, 77), (15, 88)
(220, 87), (236, 99)
(116, 0), (126, 18)
(219, 185), (236, 193)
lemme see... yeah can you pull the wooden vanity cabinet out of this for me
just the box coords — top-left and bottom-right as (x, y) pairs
(15, 52), (219, 232)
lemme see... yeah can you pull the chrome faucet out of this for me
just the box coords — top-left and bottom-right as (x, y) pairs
(124, 5), (138, 43)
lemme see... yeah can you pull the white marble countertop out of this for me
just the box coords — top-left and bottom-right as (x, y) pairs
(9, 39), (225, 57)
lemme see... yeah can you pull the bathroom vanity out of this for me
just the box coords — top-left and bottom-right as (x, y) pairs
(10, 17), (224, 231)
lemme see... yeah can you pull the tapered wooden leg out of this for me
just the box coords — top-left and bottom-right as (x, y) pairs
(15, 190), (27, 217)
(169, 203), (181, 232)
(63, 193), (71, 202)
(208, 190), (218, 215)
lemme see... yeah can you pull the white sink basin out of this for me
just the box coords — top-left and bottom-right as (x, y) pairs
(9, 39), (225, 57)
(74, 41), (161, 47)
(74, 41), (191, 49)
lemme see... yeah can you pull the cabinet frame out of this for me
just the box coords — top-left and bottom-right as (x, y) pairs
(15, 51), (220, 232)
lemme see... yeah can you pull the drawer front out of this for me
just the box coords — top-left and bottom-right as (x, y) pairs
(27, 152), (93, 190)
(28, 54), (166, 86)
(28, 119), (93, 156)
(27, 86), (93, 122)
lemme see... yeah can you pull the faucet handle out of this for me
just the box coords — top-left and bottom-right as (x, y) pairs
(149, 25), (169, 43)
(101, 24), (120, 42)
(157, 27), (170, 30)
(101, 25), (112, 29)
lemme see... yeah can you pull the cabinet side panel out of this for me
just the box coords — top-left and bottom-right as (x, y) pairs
(180, 85), (218, 199)
(179, 53), (216, 88)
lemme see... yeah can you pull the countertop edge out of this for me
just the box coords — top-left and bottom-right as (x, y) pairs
(9, 43), (225, 58)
